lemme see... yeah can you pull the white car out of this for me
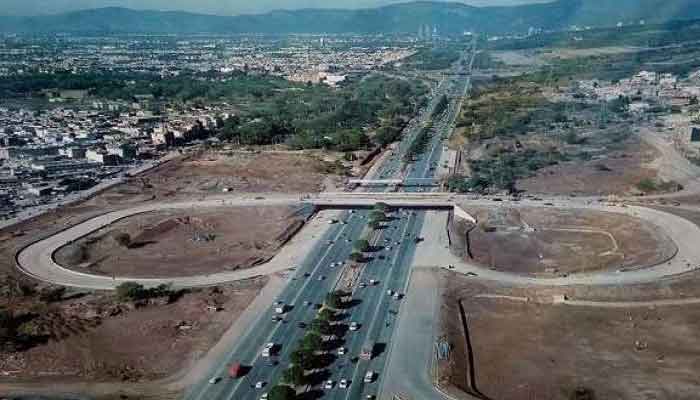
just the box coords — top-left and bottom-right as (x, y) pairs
(349, 321), (359, 331)
(264, 342), (275, 349)
(260, 394), (268, 400)
(208, 377), (220, 384)
(339, 379), (349, 389)
(338, 347), (346, 355)
(255, 381), (266, 389)
(324, 380), (335, 389)
(364, 371), (375, 383)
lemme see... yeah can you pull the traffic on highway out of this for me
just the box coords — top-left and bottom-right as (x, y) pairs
(183, 44), (475, 400)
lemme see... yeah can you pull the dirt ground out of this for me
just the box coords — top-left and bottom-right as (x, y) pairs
(0, 148), (340, 385)
(80, 149), (343, 212)
(439, 272), (700, 400)
(519, 139), (659, 196)
(462, 206), (676, 275)
(54, 206), (305, 278)
(0, 278), (265, 382)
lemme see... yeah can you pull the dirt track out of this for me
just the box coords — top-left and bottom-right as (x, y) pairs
(465, 206), (676, 275)
(54, 206), (305, 279)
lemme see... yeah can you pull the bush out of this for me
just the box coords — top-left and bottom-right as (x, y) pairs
(282, 365), (306, 386)
(112, 232), (131, 248)
(39, 286), (66, 303)
(115, 282), (175, 302)
(636, 178), (657, 193)
(353, 239), (371, 253)
(569, 387), (596, 400)
(268, 385), (297, 400)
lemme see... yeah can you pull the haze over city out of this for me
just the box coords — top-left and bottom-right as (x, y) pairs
(2, 0), (550, 16)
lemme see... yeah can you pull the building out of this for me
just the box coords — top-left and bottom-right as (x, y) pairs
(106, 143), (137, 161)
(86, 149), (120, 165)
(151, 129), (175, 147)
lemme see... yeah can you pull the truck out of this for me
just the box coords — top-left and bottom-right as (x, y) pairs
(228, 362), (243, 378)
(360, 340), (375, 360)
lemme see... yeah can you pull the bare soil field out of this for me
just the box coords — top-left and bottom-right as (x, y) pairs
(519, 139), (659, 196)
(440, 272), (700, 400)
(79, 149), (343, 212)
(54, 206), (305, 278)
(0, 278), (265, 382)
(0, 148), (337, 385)
(462, 206), (675, 275)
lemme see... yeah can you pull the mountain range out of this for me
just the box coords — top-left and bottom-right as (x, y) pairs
(1, 0), (699, 35)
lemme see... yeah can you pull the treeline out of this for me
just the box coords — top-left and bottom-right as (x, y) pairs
(403, 123), (433, 163)
(404, 46), (461, 70)
(218, 75), (428, 151)
(447, 148), (567, 194)
(0, 70), (291, 102)
(431, 94), (449, 119)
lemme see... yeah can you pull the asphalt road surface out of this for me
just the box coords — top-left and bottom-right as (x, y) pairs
(182, 49), (474, 400)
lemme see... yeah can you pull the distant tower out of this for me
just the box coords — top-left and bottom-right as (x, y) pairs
(417, 25), (423, 40)
(320, 37), (325, 47)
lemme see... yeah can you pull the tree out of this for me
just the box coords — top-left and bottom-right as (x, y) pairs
(300, 332), (323, 352)
(369, 210), (386, 222)
(325, 291), (346, 309)
(290, 349), (315, 370)
(310, 318), (332, 335)
(349, 252), (364, 263)
(375, 202), (391, 212)
(115, 282), (145, 301)
(353, 239), (371, 253)
(317, 308), (335, 321)
(282, 365), (306, 386)
(268, 384), (296, 400)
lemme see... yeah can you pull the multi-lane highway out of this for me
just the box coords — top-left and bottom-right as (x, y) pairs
(182, 47), (476, 400)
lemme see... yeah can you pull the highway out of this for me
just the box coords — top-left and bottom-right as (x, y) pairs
(181, 47), (475, 400)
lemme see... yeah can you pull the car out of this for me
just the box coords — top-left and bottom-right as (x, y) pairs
(318, 275), (325, 281)
(255, 381), (266, 389)
(303, 272), (311, 277)
(208, 377), (220, 384)
(364, 370), (375, 383)
(271, 315), (282, 322)
(393, 292), (402, 300)
(349, 321), (359, 331)
(339, 379), (349, 389)
(297, 321), (307, 329)
(387, 290), (394, 296)
(260, 393), (269, 400)
(324, 380), (335, 389)
(359, 282), (367, 288)
(303, 300), (311, 306)
(338, 347), (346, 355)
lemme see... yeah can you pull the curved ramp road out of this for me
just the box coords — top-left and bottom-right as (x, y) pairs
(415, 200), (700, 286)
(15, 195), (326, 290)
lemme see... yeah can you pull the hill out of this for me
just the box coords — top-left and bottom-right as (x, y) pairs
(1, 0), (700, 35)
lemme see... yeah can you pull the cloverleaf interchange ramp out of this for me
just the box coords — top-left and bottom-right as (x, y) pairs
(15, 192), (700, 290)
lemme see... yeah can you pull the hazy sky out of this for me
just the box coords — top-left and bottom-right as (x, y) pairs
(2, 0), (552, 16)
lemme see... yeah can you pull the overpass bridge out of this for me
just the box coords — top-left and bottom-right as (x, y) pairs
(348, 178), (440, 187)
(305, 192), (476, 223)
